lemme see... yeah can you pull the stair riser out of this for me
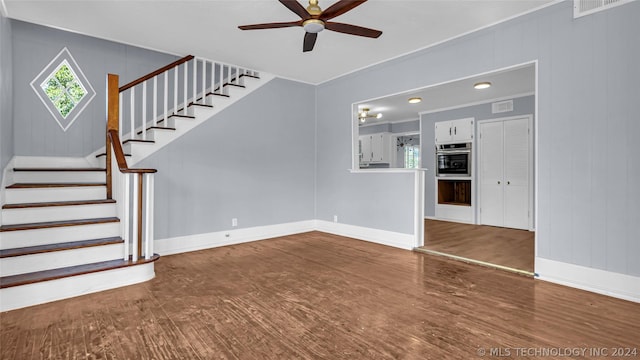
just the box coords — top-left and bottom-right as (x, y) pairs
(0, 243), (123, 276)
(123, 141), (154, 154)
(12, 171), (105, 183)
(5, 186), (107, 204)
(1, 204), (117, 225)
(0, 263), (155, 312)
(0, 222), (120, 249)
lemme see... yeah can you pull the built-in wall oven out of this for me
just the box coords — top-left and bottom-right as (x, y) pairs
(436, 142), (471, 177)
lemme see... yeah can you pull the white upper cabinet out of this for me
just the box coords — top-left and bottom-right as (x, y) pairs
(359, 133), (392, 165)
(434, 118), (474, 144)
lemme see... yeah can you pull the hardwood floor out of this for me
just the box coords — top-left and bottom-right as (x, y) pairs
(421, 219), (535, 273)
(1, 231), (638, 359)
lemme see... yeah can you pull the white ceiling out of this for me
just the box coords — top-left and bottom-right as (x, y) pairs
(3, 0), (553, 84)
(357, 63), (535, 125)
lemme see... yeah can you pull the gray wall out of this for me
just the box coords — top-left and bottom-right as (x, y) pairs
(421, 95), (535, 217)
(11, 20), (178, 157)
(317, 1), (640, 277)
(0, 14), (13, 170)
(138, 78), (316, 240)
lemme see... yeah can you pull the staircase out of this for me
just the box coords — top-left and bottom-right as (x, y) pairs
(0, 158), (158, 312)
(0, 56), (271, 312)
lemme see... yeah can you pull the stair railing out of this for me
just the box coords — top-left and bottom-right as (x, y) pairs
(106, 74), (157, 261)
(116, 55), (260, 143)
(106, 55), (260, 260)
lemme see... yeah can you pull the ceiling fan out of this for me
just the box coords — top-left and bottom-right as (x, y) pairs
(238, 0), (382, 52)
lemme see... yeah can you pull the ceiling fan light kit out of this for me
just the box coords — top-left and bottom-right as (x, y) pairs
(303, 19), (325, 33)
(238, 0), (382, 52)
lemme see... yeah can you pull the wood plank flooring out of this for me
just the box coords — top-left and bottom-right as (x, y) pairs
(1, 231), (638, 359)
(421, 219), (535, 273)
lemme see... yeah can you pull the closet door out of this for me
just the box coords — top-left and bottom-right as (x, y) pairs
(503, 118), (530, 229)
(479, 121), (504, 227)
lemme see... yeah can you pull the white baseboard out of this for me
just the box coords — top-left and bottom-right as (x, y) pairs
(0, 263), (155, 312)
(155, 220), (316, 256)
(315, 220), (415, 250)
(155, 219), (416, 256)
(535, 257), (640, 303)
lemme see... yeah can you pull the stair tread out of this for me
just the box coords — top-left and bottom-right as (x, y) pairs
(13, 167), (105, 172)
(7, 183), (106, 189)
(207, 92), (230, 98)
(123, 139), (155, 144)
(0, 217), (119, 232)
(2, 198), (116, 209)
(188, 102), (214, 108)
(224, 83), (245, 88)
(96, 152), (131, 158)
(0, 254), (160, 289)
(239, 74), (260, 79)
(0, 237), (124, 258)
(168, 114), (195, 119)
(137, 126), (176, 135)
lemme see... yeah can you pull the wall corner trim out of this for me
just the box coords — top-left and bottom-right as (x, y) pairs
(535, 257), (640, 303)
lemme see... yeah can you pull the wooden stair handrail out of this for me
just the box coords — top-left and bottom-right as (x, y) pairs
(107, 130), (156, 174)
(119, 55), (194, 92)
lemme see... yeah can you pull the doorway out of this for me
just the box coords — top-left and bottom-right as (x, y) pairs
(420, 219), (535, 274)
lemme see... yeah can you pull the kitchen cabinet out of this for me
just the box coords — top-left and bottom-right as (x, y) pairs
(435, 118), (474, 144)
(435, 179), (474, 223)
(359, 133), (392, 164)
(478, 116), (532, 230)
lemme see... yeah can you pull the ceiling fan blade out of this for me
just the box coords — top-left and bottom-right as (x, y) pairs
(279, 0), (311, 20)
(303, 32), (318, 52)
(325, 22), (382, 38)
(320, 0), (367, 20)
(238, 20), (303, 30)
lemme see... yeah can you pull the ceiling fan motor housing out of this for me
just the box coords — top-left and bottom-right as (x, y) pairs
(303, 19), (325, 33)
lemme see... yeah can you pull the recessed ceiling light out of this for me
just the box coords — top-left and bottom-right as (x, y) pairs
(408, 97), (422, 104)
(474, 82), (492, 90)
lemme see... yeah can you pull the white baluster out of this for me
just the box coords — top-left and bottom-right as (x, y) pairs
(227, 65), (231, 94)
(201, 59), (206, 105)
(153, 76), (158, 127)
(173, 67), (178, 115)
(142, 81), (147, 140)
(163, 70), (168, 125)
(213, 62), (218, 94)
(118, 93), (123, 138)
(122, 172), (130, 261)
(192, 58), (197, 106)
(183, 61), (188, 115)
(131, 173), (139, 262)
(130, 88), (135, 140)
(211, 61), (216, 100)
(144, 174), (154, 260)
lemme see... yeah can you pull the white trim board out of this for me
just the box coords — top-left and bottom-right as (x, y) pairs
(155, 220), (416, 257)
(535, 257), (640, 304)
(155, 220), (316, 256)
(315, 220), (415, 251)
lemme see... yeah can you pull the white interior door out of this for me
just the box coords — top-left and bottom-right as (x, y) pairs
(503, 118), (530, 229)
(479, 121), (504, 227)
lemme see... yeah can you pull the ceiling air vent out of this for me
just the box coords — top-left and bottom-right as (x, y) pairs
(574, 0), (632, 18)
(492, 100), (513, 114)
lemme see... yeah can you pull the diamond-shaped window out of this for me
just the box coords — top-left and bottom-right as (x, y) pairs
(41, 60), (88, 118)
(31, 48), (95, 132)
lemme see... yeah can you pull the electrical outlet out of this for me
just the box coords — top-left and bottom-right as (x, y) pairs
(333, 215), (338, 223)
(232, 218), (238, 227)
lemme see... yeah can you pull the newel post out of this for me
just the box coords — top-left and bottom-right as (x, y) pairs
(106, 74), (119, 199)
